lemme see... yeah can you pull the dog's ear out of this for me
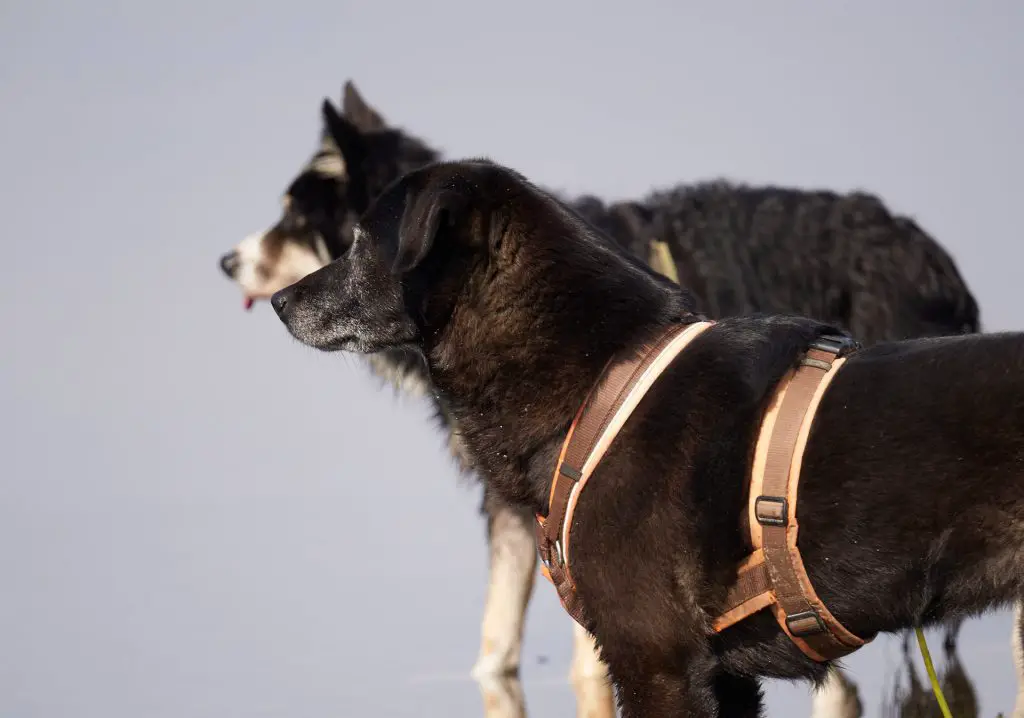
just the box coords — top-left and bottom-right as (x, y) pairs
(321, 98), (367, 171)
(394, 188), (468, 275)
(342, 81), (387, 132)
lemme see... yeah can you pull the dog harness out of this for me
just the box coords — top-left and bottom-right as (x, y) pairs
(535, 322), (871, 662)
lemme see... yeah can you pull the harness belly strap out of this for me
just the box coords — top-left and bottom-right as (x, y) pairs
(712, 336), (870, 660)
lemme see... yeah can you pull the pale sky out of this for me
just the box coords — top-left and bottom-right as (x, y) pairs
(2, 1), (1023, 716)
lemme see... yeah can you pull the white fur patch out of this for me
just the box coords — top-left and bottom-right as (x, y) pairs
(231, 230), (327, 301)
(309, 136), (347, 179)
(313, 234), (331, 265)
(810, 668), (862, 718)
(309, 152), (346, 179)
(569, 622), (609, 682)
(1013, 603), (1024, 718)
(365, 354), (431, 398)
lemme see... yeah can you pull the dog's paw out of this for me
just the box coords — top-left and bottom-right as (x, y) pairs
(475, 674), (527, 718)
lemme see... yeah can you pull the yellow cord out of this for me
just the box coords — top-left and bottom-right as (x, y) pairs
(915, 626), (954, 718)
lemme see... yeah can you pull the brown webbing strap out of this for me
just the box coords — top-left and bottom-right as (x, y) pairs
(536, 321), (714, 626)
(713, 336), (870, 662)
(714, 550), (775, 630)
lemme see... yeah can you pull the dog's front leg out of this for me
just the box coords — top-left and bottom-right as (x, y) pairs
(476, 674), (527, 718)
(472, 495), (537, 678)
(713, 670), (765, 718)
(570, 621), (610, 681)
(570, 622), (616, 718)
(610, 655), (762, 718)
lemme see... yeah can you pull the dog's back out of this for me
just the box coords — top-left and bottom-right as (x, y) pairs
(575, 184), (979, 346)
(789, 331), (1024, 639)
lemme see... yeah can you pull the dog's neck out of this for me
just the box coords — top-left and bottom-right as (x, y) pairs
(424, 232), (696, 513)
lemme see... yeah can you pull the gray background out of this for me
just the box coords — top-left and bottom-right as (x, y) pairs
(2, 1), (1022, 716)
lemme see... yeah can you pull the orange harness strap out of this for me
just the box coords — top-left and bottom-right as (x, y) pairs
(535, 320), (714, 625)
(536, 328), (870, 663)
(712, 335), (870, 661)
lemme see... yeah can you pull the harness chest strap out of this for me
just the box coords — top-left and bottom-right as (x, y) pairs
(535, 320), (714, 626)
(536, 326), (869, 663)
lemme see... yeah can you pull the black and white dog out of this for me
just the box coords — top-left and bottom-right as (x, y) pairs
(219, 82), (984, 715)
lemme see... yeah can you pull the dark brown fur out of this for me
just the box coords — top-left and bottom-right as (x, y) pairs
(271, 159), (1023, 717)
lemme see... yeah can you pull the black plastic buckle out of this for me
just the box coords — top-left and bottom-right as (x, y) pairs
(754, 495), (788, 527)
(559, 464), (582, 481)
(786, 610), (827, 637)
(809, 334), (860, 358)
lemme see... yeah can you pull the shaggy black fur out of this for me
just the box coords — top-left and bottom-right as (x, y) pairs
(271, 160), (1021, 718)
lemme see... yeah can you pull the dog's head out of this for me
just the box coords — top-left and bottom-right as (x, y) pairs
(217, 81), (438, 310)
(271, 159), (676, 358)
(268, 159), (500, 353)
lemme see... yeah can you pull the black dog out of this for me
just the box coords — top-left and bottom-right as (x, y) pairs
(219, 83), (980, 707)
(272, 159), (1024, 718)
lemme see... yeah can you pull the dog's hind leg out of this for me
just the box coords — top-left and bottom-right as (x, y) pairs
(569, 623), (616, 718)
(472, 494), (537, 678)
(810, 667), (862, 718)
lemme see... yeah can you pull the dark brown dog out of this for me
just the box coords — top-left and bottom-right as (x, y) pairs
(271, 159), (1024, 717)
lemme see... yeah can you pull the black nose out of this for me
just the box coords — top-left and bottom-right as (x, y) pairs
(219, 251), (240, 278)
(271, 286), (292, 317)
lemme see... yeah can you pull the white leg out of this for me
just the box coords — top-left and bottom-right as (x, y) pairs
(569, 622), (617, 718)
(476, 674), (527, 718)
(569, 621), (608, 681)
(1012, 601), (1024, 718)
(472, 500), (537, 678)
(810, 666), (862, 718)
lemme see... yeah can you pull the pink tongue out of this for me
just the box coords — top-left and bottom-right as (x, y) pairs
(243, 297), (254, 311)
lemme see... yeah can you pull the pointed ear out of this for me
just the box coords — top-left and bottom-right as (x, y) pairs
(394, 188), (467, 275)
(321, 98), (367, 170)
(342, 81), (387, 132)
